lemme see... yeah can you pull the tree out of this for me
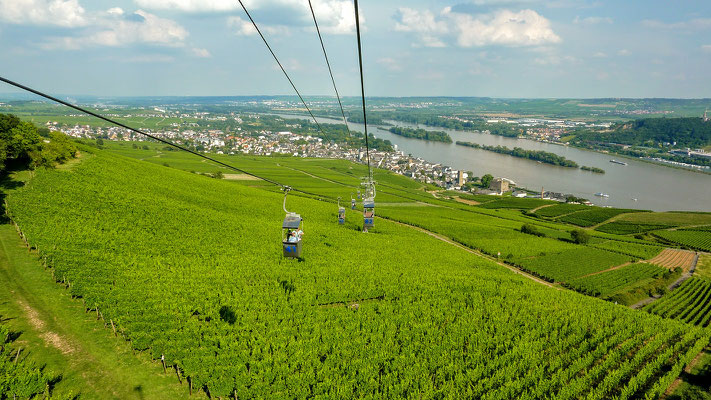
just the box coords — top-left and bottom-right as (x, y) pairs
(481, 174), (494, 188)
(96, 138), (104, 147)
(521, 224), (545, 237)
(570, 229), (590, 244)
(213, 171), (224, 179)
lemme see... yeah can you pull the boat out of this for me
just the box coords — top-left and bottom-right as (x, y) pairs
(610, 159), (628, 166)
(595, 193), (610, 198)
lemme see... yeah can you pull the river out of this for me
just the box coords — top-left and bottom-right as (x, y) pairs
(273, 113), (711, 212)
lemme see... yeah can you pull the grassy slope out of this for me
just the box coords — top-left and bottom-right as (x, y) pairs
(6, 149), (711, 398)
(0, 221), (191, 399)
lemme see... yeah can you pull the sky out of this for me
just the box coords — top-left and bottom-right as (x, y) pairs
(1, 0), (711, 98)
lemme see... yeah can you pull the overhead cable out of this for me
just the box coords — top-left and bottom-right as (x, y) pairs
(306, 0), (351, 137)
(352, 0), (372, 179)
(0, 76), (330, 200)
(236, 0), (326, 136)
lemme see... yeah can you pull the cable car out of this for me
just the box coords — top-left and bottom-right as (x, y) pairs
(357, 189), (361, 200)
(281, 188), (303, 258)
(337, 197), (345, 225)
(351, 196), (356, 210)
(363, 197), (375, 229)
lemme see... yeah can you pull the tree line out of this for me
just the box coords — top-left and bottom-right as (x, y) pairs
(0, 113), (78, 173)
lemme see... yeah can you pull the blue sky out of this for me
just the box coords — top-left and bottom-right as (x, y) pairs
(1, 0), (710, 98)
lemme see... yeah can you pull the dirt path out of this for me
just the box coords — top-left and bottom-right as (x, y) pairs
(453, 196), (479, 205)
(530, 203), (555, 213)
(630, 252), (699, 310)
(576, 261), (633, 279)
(386, 218), (556, 289)
(662, 350), (708, 399)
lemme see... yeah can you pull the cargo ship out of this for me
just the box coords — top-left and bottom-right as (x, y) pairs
(610, 159), (628, 166)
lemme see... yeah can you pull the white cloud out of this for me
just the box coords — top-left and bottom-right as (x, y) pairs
(592, 51), (607, 58)
(533, 54), (577, 65)
(702, 44), (711, 53)
(191, 47), (211, 58)
(617, 49), (630, 56)
(0, 0), (86, 27)
(45, 10), (188, 49)
(394, 7), (560, 48)
(137, 0), (357, 35)
(573, 16), (613, 24)
(134, 0), (237, 12)
(227, 16), (291, 36)
(377, 57), (402, 72)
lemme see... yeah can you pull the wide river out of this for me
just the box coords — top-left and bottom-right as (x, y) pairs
(274, 114), (711, 212)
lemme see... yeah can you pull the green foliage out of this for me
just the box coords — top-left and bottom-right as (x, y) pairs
(513, 248), (630, 282)
(645, 277), (711, 327)
(388, 126), (452, 143)
(571, 229), (591, 244)
(588, 239), (663, 260)
(653, 230), (711, 252)
(596, 221), (674, 235)
(8, 150), (710, 398)
(581, 165), (605, 173)
(566, 263), (666, 297)
(456, 141), (579, 168)
(480, 173), (493, 188)
(480, 197), (556, 210)
(0, 322), (52, 399)
(560, 208), (644, 227)
(0, 113), (77, 172)
(573, 117), (711, 148)
(536, 203), (590, 218)
(521, 223), (545, 237)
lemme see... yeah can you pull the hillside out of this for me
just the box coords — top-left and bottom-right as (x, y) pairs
(4, 146), (710, 398)
(574, 117), (711, 148)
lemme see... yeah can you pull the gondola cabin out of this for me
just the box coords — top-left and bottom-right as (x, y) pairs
(282, 212), (303, 258)
(338, 207), (345, 225)
(363, 198), (375, 228)
(351, 198), (356, 210)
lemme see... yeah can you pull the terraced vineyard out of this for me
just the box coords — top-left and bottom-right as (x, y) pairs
(595, 221), (674, 235)
(653, 230), (711, 252)
(588, 238), (663, 260)
(566, 263), (666, 297)
(513, 248), (632, 283)
(559, 208), (644, 227)
(478, 197), (556, 210)
(534, 203), (591, 218)
(645, 277), (711, 327)
(6, 149), (710, 398)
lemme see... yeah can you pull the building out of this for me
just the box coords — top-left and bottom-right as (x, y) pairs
(490, 177), (515, 194)
(458, 170), (466, 187)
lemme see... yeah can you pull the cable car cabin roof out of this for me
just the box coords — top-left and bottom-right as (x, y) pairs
(363, 198), (375, 208)
(338, 207), (345, 212)
(282, 213), (302, 229)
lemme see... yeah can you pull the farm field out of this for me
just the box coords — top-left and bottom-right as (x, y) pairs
(595, 221), (674, 235)
(653, 230), (711, 252)
(534, 203), (591, 218)
(566, 263), (667, 297)
(615, 212), (711, 227)
(5, 147), (711, 398)
(644, 277), (711, 328)
(558, 208), (644, 227)
(648, 249), (698, 271)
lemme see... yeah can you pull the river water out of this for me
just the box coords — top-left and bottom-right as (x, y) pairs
(274, 114), (711, 212)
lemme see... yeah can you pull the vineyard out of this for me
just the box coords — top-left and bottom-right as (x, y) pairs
(512, 248), (632, 283)
(5, 149), (711, 398)
(566, 263), (667, 297)
(534, 203), (591, 218)
(559, 208), (644, 227)
(595, 221), (674, 235)
(653, 230), (711, 252)
(588, 238), (663, 260)
(478, 197), (556, 210)
(0, 321), (52, 399)
(644, 277), (711, 328)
